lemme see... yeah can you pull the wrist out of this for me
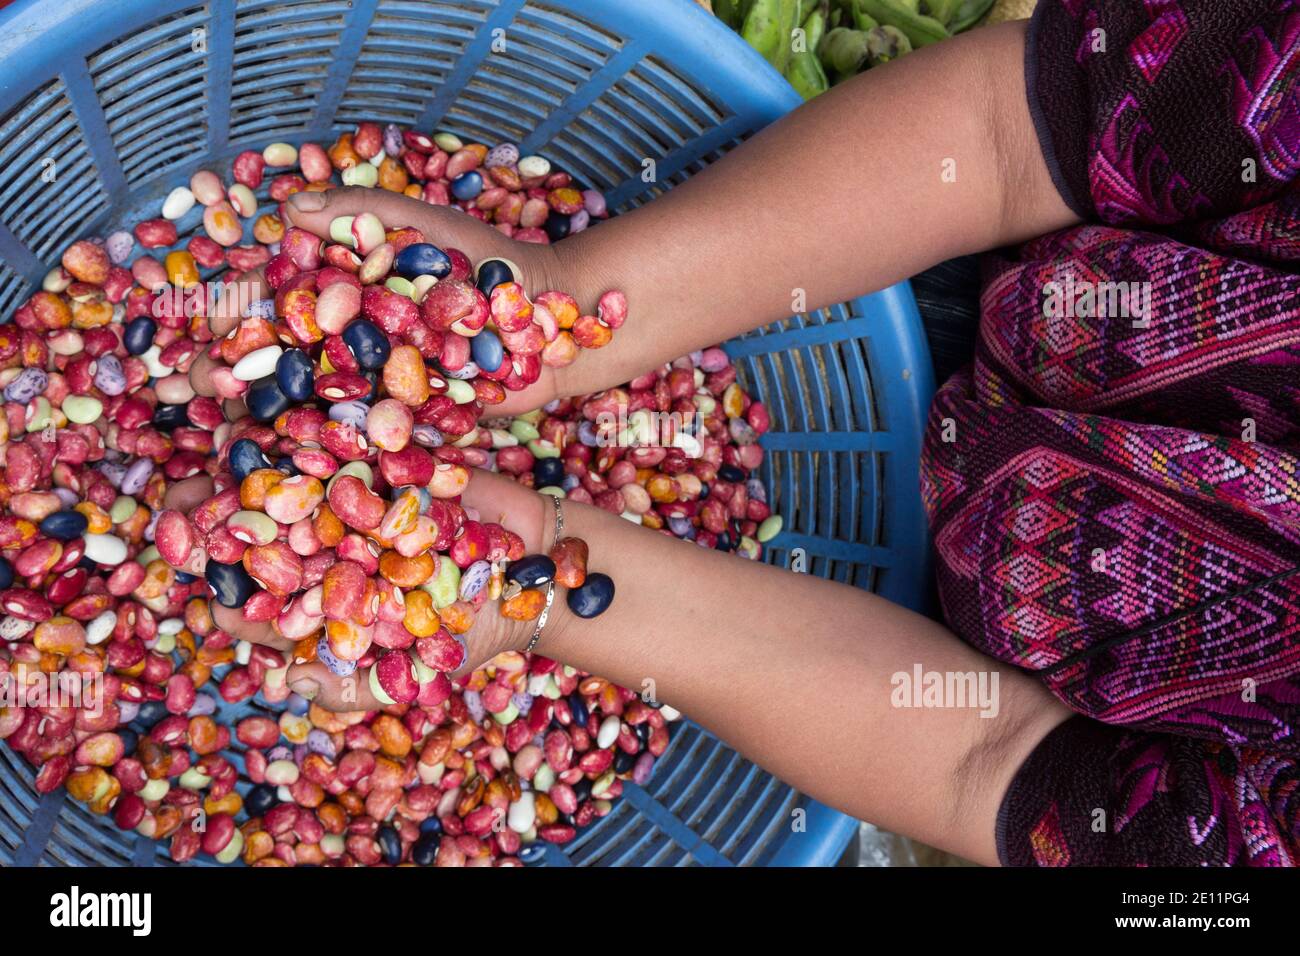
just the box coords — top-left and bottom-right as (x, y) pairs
(546, 228), (613, 321)
(517, 493), (605, 662)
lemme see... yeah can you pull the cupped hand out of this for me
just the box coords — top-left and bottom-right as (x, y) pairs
(284, 187), (566, 416)
(161, 467), (555, 712)
(187, 185), (587, 417)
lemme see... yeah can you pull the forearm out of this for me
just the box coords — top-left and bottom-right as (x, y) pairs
(546, 20), (1075, 395)
(536, 498), (1070, 866)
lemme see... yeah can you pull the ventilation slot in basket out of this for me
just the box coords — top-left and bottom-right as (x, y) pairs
(336, 1), (490, 128)
(560, 54), (733, 208)
(466, 3), (618, 117)
(436, 5), (610, 145)
(0, 79), (108, 263)
(88, 4), (211, 184)
(0, 748), (38, 863)
(0, 266), (32, 326)
(565, 801), (687, 867)
(230, 0), (349, 142)
(47, 818), (116, 866)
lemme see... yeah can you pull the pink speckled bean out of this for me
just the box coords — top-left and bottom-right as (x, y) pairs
(377, 445), (433, 487)
(373, 653), (419, 705)
(190, 169), (225, 205)
(361, 285), (418, 336)
(327, 475), (386, 532)
(165, 674), (196, 715)
(209, 365), (248, 400)
(262, 474), (325, 524)
(75, 732), (125, 767)
(315, 282), (362, 335)
(232, 150), (266, 189)
(276, 592), (324, 640)
(519, 198), (549, 229)
(244, 541), (304, 598)
(322, 561), (367, 621)
(15, 539), (62, 577)
(287, 517), (323, 557)
(427, 462), (470, 499)
(106, 561), (147, 596)
(445, 148), (481, 179)
(365, 399), (413, 452)
(204, 201), (243, 247)
(5, 442), (41, 492)
(281, 227), (324, 271)
(299, 142), (332, 183)
(290, 447), (339, 480)
(155, 510), (196, 567)
(131, 256), (169, 290)
(377, 488), (422, 540)
(394, 515), (436, 558)
(134, 219), (178, 249)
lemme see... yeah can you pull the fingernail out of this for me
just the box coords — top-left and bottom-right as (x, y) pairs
(290, 678), (320, 701)
(288, 191), (324, 212)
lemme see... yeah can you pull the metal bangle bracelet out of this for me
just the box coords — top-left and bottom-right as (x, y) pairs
(524, 495), (564, 654)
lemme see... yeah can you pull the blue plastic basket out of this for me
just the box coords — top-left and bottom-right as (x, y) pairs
(0, 0), (934, 866)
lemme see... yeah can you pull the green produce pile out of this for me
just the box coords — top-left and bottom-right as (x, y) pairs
(712, 0), (999, 99)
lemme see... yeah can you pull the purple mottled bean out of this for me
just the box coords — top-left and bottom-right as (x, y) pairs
(187, 693), (218, 717)
(328, 400), (369, 430)
(463, 689), (486, 723)
(632, 752), (656, 785)
(582, 190), (606, 217)
(411, 425), (444, 448)
(98, 462), (128, 488)
(94, 354), (127, 396)
(121, 459), (155, 496)
(458, 559), (491, 600)
(306, 728), (337, 759)
(243, 298), (276, 320)
(316, 634), (357, 677)
(484, 143), (520, 168)
(5, 368), (48, 403)
(105, 230), (135, 265)
(444, 362), (480, 381)
(383, 124), (404, 156)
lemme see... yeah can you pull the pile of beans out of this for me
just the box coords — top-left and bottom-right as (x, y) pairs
(504, 351), (783, 550)
(0, 123), (775, 866)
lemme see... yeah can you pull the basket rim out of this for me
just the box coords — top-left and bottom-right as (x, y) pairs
(0, 0), (801, 120)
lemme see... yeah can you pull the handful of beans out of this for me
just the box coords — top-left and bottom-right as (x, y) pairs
(0, 122), (773, 865)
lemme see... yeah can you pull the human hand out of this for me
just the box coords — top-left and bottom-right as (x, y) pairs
(283, 187), (574, 416)
(161, 465), (556, 711)
(188, 185), (588, 415)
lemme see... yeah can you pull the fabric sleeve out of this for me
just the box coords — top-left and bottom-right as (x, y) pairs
(995, 716), (1298, 866)
(1026, 0), (1300, 226)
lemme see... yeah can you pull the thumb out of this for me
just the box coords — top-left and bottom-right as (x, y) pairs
(286, 660), (384, 712)
(285, 185), (440, 238)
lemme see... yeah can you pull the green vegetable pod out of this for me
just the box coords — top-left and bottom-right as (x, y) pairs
(865, 24), (912, 64)
(819, 25), (870, 77)
(856, 0), (949, 46)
